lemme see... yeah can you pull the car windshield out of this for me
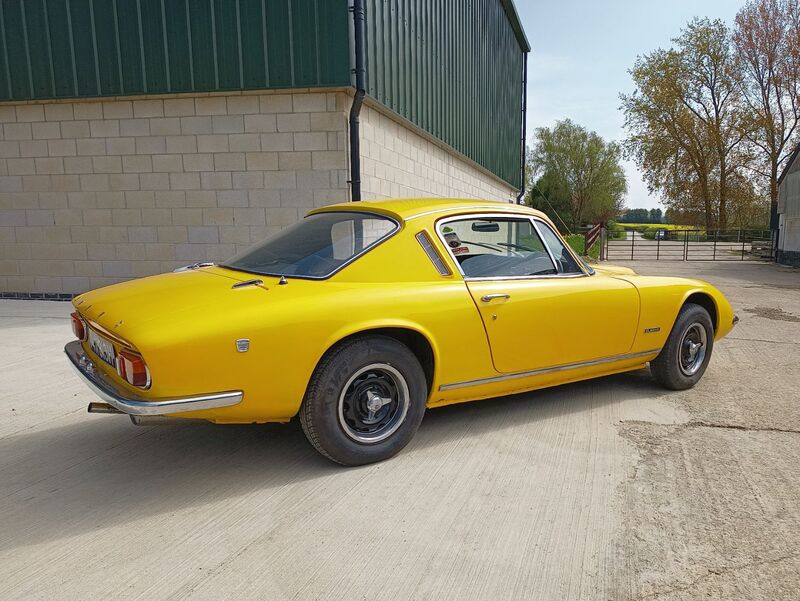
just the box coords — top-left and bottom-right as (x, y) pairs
(222, 212), (398, 279)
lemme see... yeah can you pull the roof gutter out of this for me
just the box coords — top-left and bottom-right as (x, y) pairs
(516, 52), (528, 204)
(349, 0), (366, 201)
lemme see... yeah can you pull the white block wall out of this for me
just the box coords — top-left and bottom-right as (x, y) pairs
(0, 91), (350, 294)
(359, 101), (518, 203)
(1, 90), (519, 295)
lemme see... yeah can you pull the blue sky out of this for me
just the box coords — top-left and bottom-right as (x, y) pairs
(516, 0), (745, 210)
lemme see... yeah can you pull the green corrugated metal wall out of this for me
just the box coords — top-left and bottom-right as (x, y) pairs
(0, 0), (526, 187)
(363, 0), (525, 187)
(0, 0), (351, 100)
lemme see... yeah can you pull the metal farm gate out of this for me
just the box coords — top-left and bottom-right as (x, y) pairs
(605, 229), (776, 262)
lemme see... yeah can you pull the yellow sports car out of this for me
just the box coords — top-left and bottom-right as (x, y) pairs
(66, 199), (737, 465)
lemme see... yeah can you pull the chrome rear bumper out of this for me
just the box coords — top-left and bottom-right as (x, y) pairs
(65, 340), (243, 416)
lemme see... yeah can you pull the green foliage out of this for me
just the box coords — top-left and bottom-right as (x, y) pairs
(606, 220), (627, 240)
(621, 207), (663, 223)
(528, 119), (627, 230)
(527, 172), (572, 233)
(565, 234), (601, 259)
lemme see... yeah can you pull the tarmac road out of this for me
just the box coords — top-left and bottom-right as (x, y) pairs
(0, 259), (798, 600)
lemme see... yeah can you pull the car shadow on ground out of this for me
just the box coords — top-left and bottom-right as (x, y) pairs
(0, 369), (670, 553)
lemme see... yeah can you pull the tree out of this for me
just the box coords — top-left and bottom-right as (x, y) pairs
(620, 208), (664, 223)
(622, 208), (650, 223)
(623, 48), (719, 229)
(649, 208), (664, 223)
(734, 0), (800, 226)
(527, 172), (572, 233)
(529, 119), (627, 229)
(622, 19), (752, 230)
(665, 207), (706, 226)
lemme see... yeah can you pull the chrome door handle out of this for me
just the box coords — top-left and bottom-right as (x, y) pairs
(480, 294), (511, 302)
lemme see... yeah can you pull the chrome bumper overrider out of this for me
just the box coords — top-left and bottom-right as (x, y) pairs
(65, 340), (243, 416)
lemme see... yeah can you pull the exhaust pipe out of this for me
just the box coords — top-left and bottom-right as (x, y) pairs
(87, 402), (190, 425)
(87, 402), (125, 415)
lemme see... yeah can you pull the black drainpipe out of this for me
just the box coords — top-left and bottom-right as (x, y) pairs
(516, 52), (528, 204)
(349, 0), (366, 201)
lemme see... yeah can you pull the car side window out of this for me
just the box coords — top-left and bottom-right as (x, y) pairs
(535, 221), (584, 275)
(438, 217), (557, 278)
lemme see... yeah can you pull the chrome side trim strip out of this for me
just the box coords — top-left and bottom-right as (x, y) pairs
(438, 349), (661, 392)
(65, 341), (243, 416)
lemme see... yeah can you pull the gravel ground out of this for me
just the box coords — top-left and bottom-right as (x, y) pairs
(0, 259), (797, 600)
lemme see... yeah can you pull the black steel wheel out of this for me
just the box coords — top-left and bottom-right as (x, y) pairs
(651, 303), (714, 391)
(300, 336), (427, 466)
(338, 363), (410, 444)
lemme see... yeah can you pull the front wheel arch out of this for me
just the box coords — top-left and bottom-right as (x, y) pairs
(682, 292), (718, 334)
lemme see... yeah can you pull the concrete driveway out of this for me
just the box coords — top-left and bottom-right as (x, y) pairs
(1, 260), (798, 600)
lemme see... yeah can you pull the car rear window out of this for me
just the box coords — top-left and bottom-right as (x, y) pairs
(222, 212), (398, 279)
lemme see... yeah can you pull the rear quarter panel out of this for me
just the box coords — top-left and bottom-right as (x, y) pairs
(172, 223), (495, 422)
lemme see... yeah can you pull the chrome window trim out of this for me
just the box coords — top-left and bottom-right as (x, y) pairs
(438, 349), (662, 391)
(532, 218), (590, 277)
(530, 218), (560, 272)
(434, 213), (589, 281)
(220, 211), (400, 281)
(405, 205), (521, 221)
(450, 273), (589, 282)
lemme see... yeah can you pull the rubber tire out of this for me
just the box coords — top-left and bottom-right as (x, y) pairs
(650, 303), (714, 391)
(299, 336), (427, 466)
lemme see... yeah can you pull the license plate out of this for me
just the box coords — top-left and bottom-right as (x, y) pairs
(88, 328), (116, 368)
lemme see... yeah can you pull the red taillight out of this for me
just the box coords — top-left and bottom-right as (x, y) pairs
(70, 312), (86, 341)
(116, 350), (151, 389)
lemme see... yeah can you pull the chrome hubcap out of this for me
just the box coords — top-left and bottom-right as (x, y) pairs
(338, 364), (409, 444)
(678, 323), (708, 376)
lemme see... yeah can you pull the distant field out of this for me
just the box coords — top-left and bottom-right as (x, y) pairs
(617, 223), (698, 230)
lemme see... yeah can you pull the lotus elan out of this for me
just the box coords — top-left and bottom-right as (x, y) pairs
(66, 199), (737, 465)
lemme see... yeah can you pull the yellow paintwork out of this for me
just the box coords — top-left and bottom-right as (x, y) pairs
(71, 199), (736, 423)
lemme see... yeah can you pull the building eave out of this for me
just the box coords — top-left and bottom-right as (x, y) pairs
(779, 143), (800, 187)
(499, 0), (531, 53)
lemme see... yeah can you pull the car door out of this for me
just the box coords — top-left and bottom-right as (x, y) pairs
(437, 214), (640, 374)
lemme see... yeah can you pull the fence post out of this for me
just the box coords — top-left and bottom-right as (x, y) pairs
(713, 231), (717, 260)
(630, 230), (635, 260)
(741, 231), (746, 260)
(657, 232), (660, 260)
(600, 226), (607, 261)
(683, 229), (689, 261)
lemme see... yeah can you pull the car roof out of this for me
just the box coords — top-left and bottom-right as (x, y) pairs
(308, 198), (548, 223)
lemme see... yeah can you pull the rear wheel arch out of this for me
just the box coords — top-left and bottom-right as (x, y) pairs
(316, 327), (436, 397)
